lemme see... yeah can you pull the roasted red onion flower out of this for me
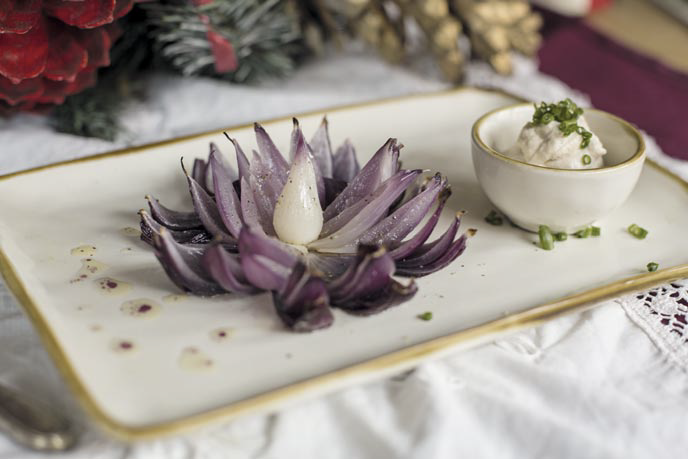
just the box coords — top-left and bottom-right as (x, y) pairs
(139, 118), (473, 331)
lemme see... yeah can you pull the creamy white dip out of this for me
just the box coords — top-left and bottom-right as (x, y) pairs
(506, 115), (606, 169)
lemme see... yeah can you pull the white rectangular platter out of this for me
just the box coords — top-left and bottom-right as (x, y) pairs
(1, 88), (687, 439)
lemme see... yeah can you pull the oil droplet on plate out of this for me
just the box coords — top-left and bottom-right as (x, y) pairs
(121, 227), (141, 237)
(70, 258), (109, 283)
(120, 247), (135, 254)
(90, 324), (103, 332)
(163, 293), (188, 303)
(178, 347), (214, 371)
(95, 277), (131, 295)
(111, 339), (136, 353)
(121, 298), (161, 318)
(70, 245), (97, 257)
(209, 327), (233, 342)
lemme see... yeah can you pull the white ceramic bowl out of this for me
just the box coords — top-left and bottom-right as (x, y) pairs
(471, 103), (646, 233)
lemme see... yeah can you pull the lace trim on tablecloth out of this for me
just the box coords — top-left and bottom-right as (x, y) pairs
(618, 280), (688, 372)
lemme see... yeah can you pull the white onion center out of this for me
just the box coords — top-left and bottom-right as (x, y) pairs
(273, 156), (323, 245)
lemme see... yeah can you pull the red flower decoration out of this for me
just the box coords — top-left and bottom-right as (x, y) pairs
(0, 0), (134, 112)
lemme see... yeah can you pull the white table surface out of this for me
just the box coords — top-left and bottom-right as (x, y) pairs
(1, 51), (687, 459)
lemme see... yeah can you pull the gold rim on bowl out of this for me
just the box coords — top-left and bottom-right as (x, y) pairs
(472, 103), (646, 173)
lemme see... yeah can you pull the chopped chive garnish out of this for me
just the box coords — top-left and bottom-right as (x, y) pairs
(484, 210), (503, 226)
(417, 312), (433, 321)
(574, 227), (592, 238)
(554, 232), (568, 241)
(647, 262), (659, 272)
(532, 98), (592, 149)
(582, 154), (591, 165)
(591, 226), (601, 236)
(628, 224), (648, 239)
(538, 225), (554, 250)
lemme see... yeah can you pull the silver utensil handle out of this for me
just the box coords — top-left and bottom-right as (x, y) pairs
(0, 383), (76, 451)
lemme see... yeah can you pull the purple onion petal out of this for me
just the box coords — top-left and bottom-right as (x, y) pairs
(210, 150), (243, 239)
(240, 177), (262, 228)
(332, 139), (360, 183)
(225, 134), (251, 184)
(241, 253), (292, 291)
(309, 117), (334, 178)
(311, 169), (421, 252)
(323, 177), (347, 208)
(328, 245), (394, 292)
(192, 158), (210, 194)
(360, 174), (445, 247)
(307, 252), (356, 280)
(238, 225), (300, 267)
(329, 246), (417, 315)
(324, 138), (399, 221)
(388, 190), (451, 260)
(248, 150), (282, 229)
(152, 229), (224, 296)
(185, 164), (233, 240)
(320, 169), (422, 237)
(209, 142), (237, 181)
(203, 243), (261, 294)
(397, 213), (464, 268)
(272, 263), (333, 332)
(146, 195), (202, 230)
(255, 122), (290, 183)
(247, 153), (277, 235)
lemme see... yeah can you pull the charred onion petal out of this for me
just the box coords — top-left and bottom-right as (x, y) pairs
(202, 243), (260, 294)
(397, 214), (462, 268)
(152, 229), (224, 296)
(360, 174), (445, 247)
(311, 170), (421, 252)
(272, 263), (333, 332)
(140, 210), (212, 246)
(388, 191), (451, 260)
(334, 280), (418, 316)
(396, 233), (468, 277)
(254, 122), (289, 183)
(329, 246), (417, 316)
(185, 166), (233, 240)
(309, 117), (334, 178)
(324, 138), (398, 221)
(210, 150), (243, 239)
(146, 195), (202, 230)
(332, 139), (360, 183)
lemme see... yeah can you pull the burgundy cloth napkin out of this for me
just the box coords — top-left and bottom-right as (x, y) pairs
(537, 13), (688, 160)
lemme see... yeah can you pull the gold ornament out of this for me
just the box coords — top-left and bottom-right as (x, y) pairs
(452, 0), (542, 75)
(294, 0), (541, 81)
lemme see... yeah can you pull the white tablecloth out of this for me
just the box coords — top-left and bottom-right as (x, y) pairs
(1, 52), (687, 459)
